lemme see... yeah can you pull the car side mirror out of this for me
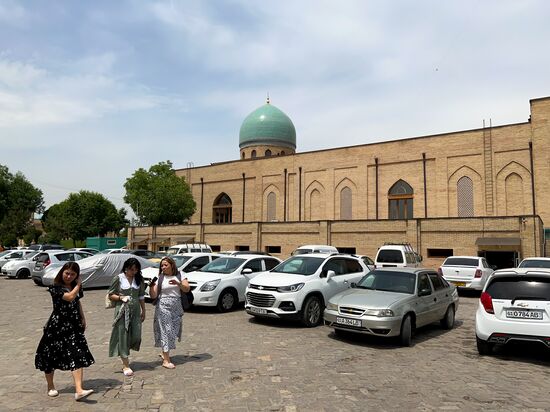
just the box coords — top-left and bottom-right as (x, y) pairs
(242, 268), (253, 275)
(350, 282), (357, 288)
(325, 270), (336, 281)
(418, 288), (432, 297)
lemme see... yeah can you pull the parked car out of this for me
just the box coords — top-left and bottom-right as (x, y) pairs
(68, 247), (101, 255)
(1, 251), (40, 278)
(357, 255), (375, 271)
(141, 253), (221, 298)
(130, 249), (158, 258)
(475, 267), (550, 355)
(438, 256), (495, 290)
(324, 268), (459, 346)
(291, 245), (338, 256)
(245, 253), (369, 327)
(27, 244), (65, 251)
(187, 254), (281, 312)
(42, 253), (155, 288)
(374, 243), (421, 268)
(517, 257), (550, 269)
(0, 249), (36, 271)
(31, 250), (92, 285)
(167, 243), (212, 255)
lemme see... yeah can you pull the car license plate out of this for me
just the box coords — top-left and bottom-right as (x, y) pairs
(452, 282), (466, 287)
(249, 306), (267, 315)
(506, 310), (543, 320)
(336, 317), (361, 327)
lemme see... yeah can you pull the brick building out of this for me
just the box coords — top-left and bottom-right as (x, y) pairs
(129, 96), (550, 268)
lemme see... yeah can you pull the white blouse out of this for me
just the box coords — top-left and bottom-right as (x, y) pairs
(118, 273), (145, 301)
(160, 275), (182, 298)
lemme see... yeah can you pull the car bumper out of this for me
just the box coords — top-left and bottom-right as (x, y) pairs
(190, 288), (220, 307)
(444, 276), (484, 290)
(476, 308), (550, 346)
(245, 290), (304, 319)
(323, 309), (402, 337)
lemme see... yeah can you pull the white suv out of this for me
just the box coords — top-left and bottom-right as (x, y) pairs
(475, 268), (550, 355)
(186, 254), (281, 312)
(374, 244), (421, 268)
(245, 253), (368, 327)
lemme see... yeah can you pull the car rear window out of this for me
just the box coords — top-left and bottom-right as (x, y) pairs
(486, 276), (550, 300)
(518, 259), (550, 269)
(376, 250), (403, 264)
(443, 257), (478, 266)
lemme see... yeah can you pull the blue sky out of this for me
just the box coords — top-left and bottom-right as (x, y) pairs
(2, 0), (550, 217)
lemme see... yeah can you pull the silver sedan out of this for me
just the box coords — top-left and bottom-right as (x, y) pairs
(324, 268), (459, 346)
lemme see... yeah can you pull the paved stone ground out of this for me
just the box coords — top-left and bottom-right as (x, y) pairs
(0, 279), (549, 411)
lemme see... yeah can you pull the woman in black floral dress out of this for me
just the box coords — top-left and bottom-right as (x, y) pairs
(35, 262), (95, 401)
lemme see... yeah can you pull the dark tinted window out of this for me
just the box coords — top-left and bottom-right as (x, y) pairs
(361, 256), (374, 266)
(346, 259), (363, 273)
(244, 259), (263, 272)
(377, 250), (403, 264)
(323, 258), (348, 275)
(486, 276), (550, 300)
(192, 256), (209, 268)
(418, 274), (431, 292)
(518, 259), (550, 269)
(428, 273), (446, 290)
(443, 257), (479, 266)
(37, 253), (49, 263)
(264, 258), (280, 270)
(56, 253), (74, 262)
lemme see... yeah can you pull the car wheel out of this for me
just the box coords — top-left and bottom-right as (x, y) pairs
(440, 305), (455, 329)
(476, 336), (493, 356)
(33, 278), (42, 286)
(217, 289), (237, 312)
(399, 315), (413, 347)
(301, 295), (322, 327)
(16, 269), (30, 279)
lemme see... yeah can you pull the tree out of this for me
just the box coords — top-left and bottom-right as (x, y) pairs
(0, 165), (44, 246)
(43, 191), (128, 246)
(124, 161), (196, 225)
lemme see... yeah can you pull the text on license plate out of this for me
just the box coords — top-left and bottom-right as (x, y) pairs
(453, 282), (466, 287)
(336, 317), (361, 327)
(506, 310), (543, 320)
(249, 306), (267, 315)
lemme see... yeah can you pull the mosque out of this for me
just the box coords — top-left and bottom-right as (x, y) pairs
(129, 96), (550, 268)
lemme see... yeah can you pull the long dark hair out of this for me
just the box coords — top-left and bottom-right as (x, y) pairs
(53, 261), (81, 288)
(122, 257), (143, 286)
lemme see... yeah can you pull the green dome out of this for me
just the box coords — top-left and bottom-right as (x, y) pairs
(239, 103), (296, 149)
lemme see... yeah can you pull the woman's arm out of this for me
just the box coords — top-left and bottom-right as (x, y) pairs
(62, 279), (81, 302)
(178, 278), (191, 293)
(140, 300), (146, 322)
(78, 300), (87, 331)
(149, 282), (158, 300)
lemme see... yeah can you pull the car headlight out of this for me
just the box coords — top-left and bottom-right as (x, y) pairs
(200, 279), (221, 292)
(276, 283), (305, 293)
(326, 302), (338, 311)
(365, 309), (394, 317)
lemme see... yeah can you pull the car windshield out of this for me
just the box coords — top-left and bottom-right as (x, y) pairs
(0, 251), (11, 258)
(487, 276), (550, 300)
(356, 270), (416, 294)
(199, 257), (245, 274)
(272, 256), (324, 275)
(174, 256), (191, 267)
(443, 257), (478, 266)
(518, 259), (550, 269)
(376, 250), (404, 264)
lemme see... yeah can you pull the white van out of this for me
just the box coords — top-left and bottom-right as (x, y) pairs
(374, 243), (422, 268)
(291, 244), (338, 256)
(167, 243), (212, 255)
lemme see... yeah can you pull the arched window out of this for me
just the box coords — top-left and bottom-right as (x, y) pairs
(457, 176), (474, 217)
(265, 149), (272, 157)
(281, 151), (285, 155)
(505, 173), (524, 215)
(340, 187), (352, 219)
(388, 180), (413, 219)
(241, 152), (245, 159)
(267, 192), (276, 221)
(213, 193), (232, 224)
(251, 150), (257, 158)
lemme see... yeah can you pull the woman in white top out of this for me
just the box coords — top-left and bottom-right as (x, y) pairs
(149, 256), (190, 369)
(107, 258), (146, 376)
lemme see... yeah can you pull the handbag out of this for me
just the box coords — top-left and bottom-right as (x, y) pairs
(105, 275), (120, 309)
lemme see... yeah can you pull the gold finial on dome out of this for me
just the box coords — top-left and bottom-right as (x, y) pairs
(266, 92), (270, 104)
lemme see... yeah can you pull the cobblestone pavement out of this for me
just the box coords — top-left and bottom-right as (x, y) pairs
(1, 279), (549, 411)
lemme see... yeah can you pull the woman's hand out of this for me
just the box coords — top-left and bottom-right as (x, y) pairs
(81, 317), (87, 331)
(140, 310), (146, 322)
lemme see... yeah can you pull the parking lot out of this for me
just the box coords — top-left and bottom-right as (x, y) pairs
(1, 280), (549, 411)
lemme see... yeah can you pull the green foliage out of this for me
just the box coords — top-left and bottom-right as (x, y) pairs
(124, 161), (196, 225)
(22, 226), (42, 245)
(43, 191), (128, 243)
(0, 165), (44, 247)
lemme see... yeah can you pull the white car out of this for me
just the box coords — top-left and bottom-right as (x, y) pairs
(438, 256), (495, 290)
(42, 253), (154, 288)
(245, 253), (369, 327)
(517, 257), (550, 269)
(32, 250), (91, 285)
(374, 243), (421, 269)
(1, 251), (40, 278)
(187, 254), (281, 312)
(475, 268), (550, 355)
(142, 253), (221, 298)
(0, 249), (36, 271)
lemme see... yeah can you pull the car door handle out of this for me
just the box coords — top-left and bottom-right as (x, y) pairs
(433, 298), (437, 302)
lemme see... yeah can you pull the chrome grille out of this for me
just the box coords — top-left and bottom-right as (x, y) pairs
(248, 284), (278, 291)
(246, 292), (275, 307)
(339, 306), (365, 316)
